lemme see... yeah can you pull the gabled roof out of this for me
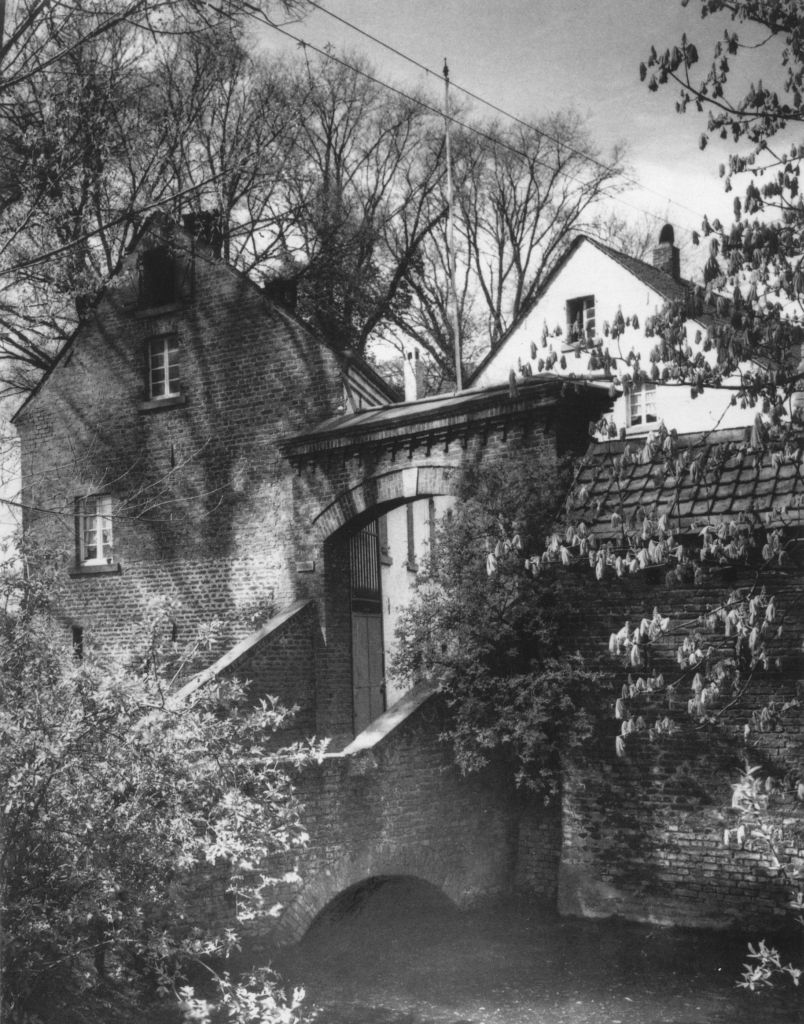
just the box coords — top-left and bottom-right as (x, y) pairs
(12, 220), (398, 423)
(588, 238), (691, 304)
(570, 426), (804, 538)
(468, 234), (692, 386)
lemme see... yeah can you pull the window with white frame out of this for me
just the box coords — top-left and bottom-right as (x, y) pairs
(628, 382), (658, 427)
(566, 295), (596, 341)
(147, 336), (181, 400)
(77, 494), (113, 564)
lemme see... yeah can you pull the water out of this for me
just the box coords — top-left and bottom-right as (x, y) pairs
(272, 878), (802, 1024)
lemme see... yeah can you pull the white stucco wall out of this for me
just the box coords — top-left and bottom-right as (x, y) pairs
(379, 495), (453, 707)
(473, 239), (757, 438)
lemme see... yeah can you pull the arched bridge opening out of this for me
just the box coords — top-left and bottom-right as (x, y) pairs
(301, 875), (458, 946)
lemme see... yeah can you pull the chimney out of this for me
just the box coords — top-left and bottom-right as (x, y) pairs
(651, 223), (680, 281)
(182, 210), (223, 259)
(263, 278), (298, 312)
(403, 346), (425, 401)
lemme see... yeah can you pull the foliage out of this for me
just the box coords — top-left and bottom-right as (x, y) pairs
(0, 549), (318, 1022)
(0, 0), (623, 394)
(393, 450), (602, 794)
(638, 0), (804, 418)
(728, 764), (804, 991)
(640, 7), (804, 985)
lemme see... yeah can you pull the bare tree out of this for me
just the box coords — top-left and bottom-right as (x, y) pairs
(585, 210), (657, 261)
(157, 26), (301, 269)
(0, 1), (305, 394)
(388, 112), (625, 380)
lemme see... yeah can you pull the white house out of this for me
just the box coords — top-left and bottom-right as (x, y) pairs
(470, 226), (759, 438)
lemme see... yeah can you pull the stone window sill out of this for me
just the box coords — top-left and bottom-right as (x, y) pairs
(69, 563), (122, 578)
(139, 394), (186, 412)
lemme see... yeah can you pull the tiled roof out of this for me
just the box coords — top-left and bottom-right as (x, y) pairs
(586, 239), (691, 305)
(570, 426), (804, 538)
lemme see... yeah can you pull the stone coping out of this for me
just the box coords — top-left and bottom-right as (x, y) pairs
(172, 598), (314, 705)
(327, 680), (439, 757)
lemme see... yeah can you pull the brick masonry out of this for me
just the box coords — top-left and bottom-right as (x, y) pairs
(181, 694), (519, 944)
(517, 566), (804, 930)
(15, 219), (804, 940)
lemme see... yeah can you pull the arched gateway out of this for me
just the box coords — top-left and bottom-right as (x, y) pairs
(280, 377), (610, 741)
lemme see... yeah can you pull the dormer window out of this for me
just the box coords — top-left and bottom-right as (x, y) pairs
(628, 382), (657, 427)
(139, 247), (176, 308)
(147, 335), (181, 399)
(567, 295), (595, 342)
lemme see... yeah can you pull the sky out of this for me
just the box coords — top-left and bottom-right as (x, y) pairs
(249, 0), (790, 257)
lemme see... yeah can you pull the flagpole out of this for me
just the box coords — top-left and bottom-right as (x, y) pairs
(443, 60), (462, 391)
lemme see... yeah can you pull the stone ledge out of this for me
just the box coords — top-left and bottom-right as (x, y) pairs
(138, 395), (187, 412)
(69, 562), (122, 577)
(172, 598), (314, 705)
(329, 680), (438, 758)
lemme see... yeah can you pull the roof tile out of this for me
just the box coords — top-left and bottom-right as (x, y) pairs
(570, 426), (804, 536)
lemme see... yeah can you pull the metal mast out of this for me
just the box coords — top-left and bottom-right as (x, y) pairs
(443, 60), (462, 391)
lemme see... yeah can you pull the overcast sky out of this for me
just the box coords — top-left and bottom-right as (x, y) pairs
(251, 0), (788, 252)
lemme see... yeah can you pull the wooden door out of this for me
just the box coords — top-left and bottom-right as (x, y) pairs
(350, 522), (386, 733)
(352, 611), (385, 733)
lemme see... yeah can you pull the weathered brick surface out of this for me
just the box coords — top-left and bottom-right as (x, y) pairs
(16, 232), (346, 657)
(183, 696), (519, 943)
(18, 220), (803, 938)
(515, 566), (804, 930)
(15, 222), (596, 741)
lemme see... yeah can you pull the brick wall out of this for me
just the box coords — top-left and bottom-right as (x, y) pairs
(515, 565), (804, 930)
(264, 696), (517, 942)
(180, 694), (520, 943)
(229, 601), (321, 741)
(15, 229), (347, 671)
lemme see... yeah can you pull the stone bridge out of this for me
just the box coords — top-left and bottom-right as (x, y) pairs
(184, 662), (532, 946)
(270, 684), (521, 943)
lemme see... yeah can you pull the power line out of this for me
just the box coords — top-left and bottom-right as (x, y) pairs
(245, 5), (708, 249)
(300, 0), (708, 229)
(241, 5), (627, 195)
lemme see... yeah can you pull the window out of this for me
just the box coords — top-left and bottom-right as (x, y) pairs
(628, 383), (658, 427)
(566, 295), (596, 341)
(77, 494), (113, 565)
(139, 247), (176, 307)
(147, 336), (181, 399)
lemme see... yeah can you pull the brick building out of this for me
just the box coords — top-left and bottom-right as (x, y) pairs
(12, 214), (396, 733)
(13, 214), (608, 745)
(17, 213), (802, 934)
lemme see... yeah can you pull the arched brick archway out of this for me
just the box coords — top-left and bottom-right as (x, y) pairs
(310, 464), (459, 541)
(310, 467), (459, 740)
(284, 375), (610, 550)
(283, 379), (612, 739)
